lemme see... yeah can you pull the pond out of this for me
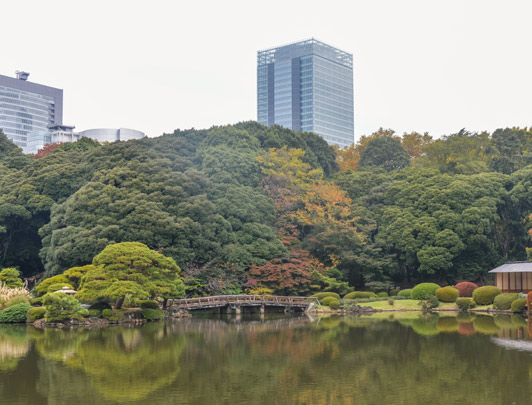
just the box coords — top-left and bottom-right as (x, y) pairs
(1, 312), (532, 404)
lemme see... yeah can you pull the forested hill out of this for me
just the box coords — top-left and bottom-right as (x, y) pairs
(1, 124), (531, 295)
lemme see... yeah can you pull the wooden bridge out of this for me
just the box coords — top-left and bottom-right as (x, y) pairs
(167, 295), (318, 314)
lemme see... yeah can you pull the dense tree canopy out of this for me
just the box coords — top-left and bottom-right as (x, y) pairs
(1, 123), (532, 293)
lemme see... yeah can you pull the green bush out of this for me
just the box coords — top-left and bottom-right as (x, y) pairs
(456, 297), (476, 311)
(493, 293), (518, 310)
(377, 292), (388, 298)
(0, 303), (31, 323)
(34, 275), (69, 296)
(27, 307), (46, 322)
(411, 283), (441, 300)
(88, 301), (112, 311)
(389, 289), (400, 296)
(43, 293), (82, 322)
(78, 308), (90, 318)
(435, 286), (459, 303)
(102, 309), (124, 322)
(343, 291), (377, 300)
(46, 283), (74, 294)
(4, 295), (30, 308)
(141, 308), (164, 320)
(139, 300), (159, 309)
(388, 299), (394, 306)
(31, 297), (43, 306)
(511, 298), (527, 313)
(322, 297), (341, 309)
(472, 286), (501, 305)
(397, 289), (412, 298)
(88, 309), (101, 318)
(101, 309), (112, 318)
(312, 292), (341, 301)
(0, 268), (24, 289)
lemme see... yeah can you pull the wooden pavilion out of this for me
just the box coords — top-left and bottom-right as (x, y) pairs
(488, 262), (532, 293)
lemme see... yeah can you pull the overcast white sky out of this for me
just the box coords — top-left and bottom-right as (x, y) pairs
(2, 0), (531, 141)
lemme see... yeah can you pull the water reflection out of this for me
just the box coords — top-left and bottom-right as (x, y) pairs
(1, 313), (532, 404)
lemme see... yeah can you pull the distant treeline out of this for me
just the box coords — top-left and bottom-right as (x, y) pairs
(0, 124), (531, 295)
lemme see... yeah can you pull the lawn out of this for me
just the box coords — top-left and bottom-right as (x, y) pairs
(354, 299), (423, 310)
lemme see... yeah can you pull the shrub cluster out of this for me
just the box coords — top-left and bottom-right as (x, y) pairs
(397, 289), (412, 298)
(141, 308), (164, 320)
(322, 296), (340, 309)
(312, 292), (341, 301)
(510, 298), (527, 313)
(411, 283), (440, 300)
(472, 286), (502, 305)
(88, 309), (101, 318)
(376, 292), (388, 298)
(456, 297), (476, 311)
(389, 289), (400, 296)
(0, 303), (31, 323)
(493, 293), (518, 310)
(455, 282), (478, 297)
(102, 309), (124, 322)
(26, 306), (46, 322)
(43, 293), (82, 322)
(139, 300), (159, 309)
(343, 291), (376, 300)
(435, 286), (459, 303)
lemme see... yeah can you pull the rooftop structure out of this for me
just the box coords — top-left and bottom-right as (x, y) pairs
(488, 262), (532, 292)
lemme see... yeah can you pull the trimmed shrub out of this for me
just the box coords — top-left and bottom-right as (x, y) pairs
(78, 309), (90, 318)
(493, 293), (519, 310)
(511, 298), (527, 313)
(455, 282), (478, 297)
(388, 299), (394, 306)
(88, 309), (101, 318)
(343, 291), (376, 300)
(31, 297), (43, 306)
(0, 268), (24, 289)
(27, 306), (46, 322)
(4, 295), (30, 308)
(435, 286), (459, 303)
(139, 300), (159, 309)
(0, 303), (31, 323)
(377, 292), (388, 298)
(398, 289), (412, 298)
(102, 309), (123, 322)
(329, 298), (340, 309)
(456, 297), (476, 311)
(88, 301), (112, 311)
(411, 283), (441, 300)
(312, 292), (341, 301)
(141, 308), (164, 320)
(43, 293), (82, 322)
(472, 286), (501, 305)
(389, 289), (400, 296)
(101, 309), (112, 318)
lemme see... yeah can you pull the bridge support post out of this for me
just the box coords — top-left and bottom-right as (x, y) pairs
(260, 305), (265, 315)
(226, 306), (232, 314)
(235, 306), (241, 315)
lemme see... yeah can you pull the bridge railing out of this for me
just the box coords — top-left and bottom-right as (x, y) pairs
(168, 295), (318, 308)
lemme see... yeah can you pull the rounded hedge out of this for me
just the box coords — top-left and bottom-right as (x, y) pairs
(312, 292), (341, 301)
(377, 292), (389, 298)
(411, 283), (441, 300)
(472, 286), (502, 305)
(88, 301), (112, 311)
(511, 298), (527, 313)
(26, 306), (46, 322)
(343, 291), (376, 300)
(397, 289), (412, 298)
(389, 289), (400, 296)
(0, 303), (31, 323)
(326, 298), (341, 309)
(435, 286), (459, 303)
(139, 300), (159, 309)
(455, 281), (478, 297)
(88, 309), (101, 318)
(493, 293), (518, 310)
(141, 308), (164, 320)
(456, 297), (476, 311)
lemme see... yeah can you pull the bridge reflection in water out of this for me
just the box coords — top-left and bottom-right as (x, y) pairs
(167, 295), (318, 315)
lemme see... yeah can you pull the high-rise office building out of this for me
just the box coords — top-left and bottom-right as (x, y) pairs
(0, 71), (63, 152)
(257, 38), (354, 147)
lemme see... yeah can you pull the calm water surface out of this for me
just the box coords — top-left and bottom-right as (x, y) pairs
(1, 312), (532, 404)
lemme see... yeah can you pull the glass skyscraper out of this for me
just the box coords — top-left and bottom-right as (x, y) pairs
(0, 72), (63, 153)
(257, 38), (354, 147)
